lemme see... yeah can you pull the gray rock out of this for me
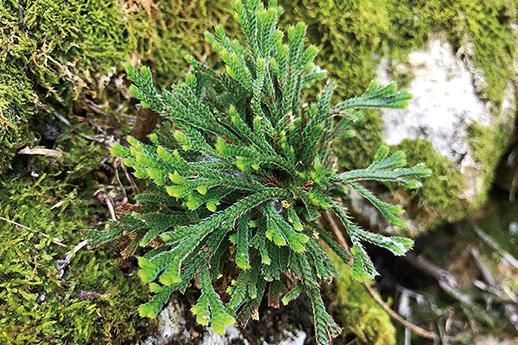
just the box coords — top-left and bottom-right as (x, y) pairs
(378, 37), (514, 202)
(353, 35), (516, 234)
(137, 300), (307, 345)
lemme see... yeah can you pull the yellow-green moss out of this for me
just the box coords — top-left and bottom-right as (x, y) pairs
(126, 0), (236, 86)
(0, 175), (146, 344)
(394, 139), (467, 230)
(467, 122), (514, 209)
(338, 135), (468, 233)
(332, 255), (396, 345)
(283, 0), (391, 97)
(0, 66), (33, 172)
(333, 110), (385, 171)
(0, 0), (235, 173)
(284, 0), (516, 103)
(0, 0), (128, 172)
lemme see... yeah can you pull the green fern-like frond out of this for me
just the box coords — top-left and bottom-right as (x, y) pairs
(91, 1), (431, 343)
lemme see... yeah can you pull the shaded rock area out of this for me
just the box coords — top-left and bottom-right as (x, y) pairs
(496, 130), (518, 198)
(136, 296), (311, 345)
(351, 35), (516, 236)
(379, 37), (515, 202)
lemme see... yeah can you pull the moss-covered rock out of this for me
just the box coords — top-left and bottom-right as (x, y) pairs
(373, 36), (515, 234)
(315, 0), (518, 234)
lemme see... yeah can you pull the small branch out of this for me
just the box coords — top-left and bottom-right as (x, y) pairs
(323, 210), (349, 253)
(470, 247), (518, 332)
(469, 223), (518, 272)
(323, 210), (438, 340)
(0, 216), (68, 248)
(18, 146), (63, 160)
(56, 240), (89, 278)
(94, 189), (118, 221)
(363, 281), (438, 340)
(469, 247), (496, 286)
(403, 252), (472, 305)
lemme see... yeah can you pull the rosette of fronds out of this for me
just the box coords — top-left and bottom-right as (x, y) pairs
(90, 0), (430, 343)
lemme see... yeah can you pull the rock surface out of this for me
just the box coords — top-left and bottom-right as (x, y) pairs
(352, 35), (516, 235)
(379, 36), (515, 201)
(137, 300), (307, 345)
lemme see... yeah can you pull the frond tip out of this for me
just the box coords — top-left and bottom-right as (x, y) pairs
(90, 1), (430, 344)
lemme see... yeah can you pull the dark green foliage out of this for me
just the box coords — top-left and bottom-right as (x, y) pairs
(91, 1), (430, 343)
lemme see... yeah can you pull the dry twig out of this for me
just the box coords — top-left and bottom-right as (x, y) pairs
(0, 216), (67, 248)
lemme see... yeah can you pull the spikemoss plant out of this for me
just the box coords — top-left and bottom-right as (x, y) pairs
(90, 1), (430, 343)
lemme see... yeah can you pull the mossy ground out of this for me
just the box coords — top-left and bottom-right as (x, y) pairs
(0, 0), (235, 173)
(1, 0), (516, 342)
(0, 1), (237, 343)
(0, 173), (146, 344)
(0, 107), (152, 343)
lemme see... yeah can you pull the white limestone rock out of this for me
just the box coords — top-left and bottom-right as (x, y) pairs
(137, 300), (307, 345)
(353, 35), (516, 234)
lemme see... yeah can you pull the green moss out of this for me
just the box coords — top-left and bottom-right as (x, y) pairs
(467, 122), (513, 208)
(337, 135), (469, 233)
(126, 0), (236, 86)
(0, 175), (146, 344)
(394, 139), (467, 230)
(0, 97), (149, 343)
(0, 0), (127, 172)
(0, 0), (235, 173)
(0, 66), (33, 172)
(283, 0), (390, 98)
(284, 0), (516, 103)
(333, 110), (385, 171)
(332, 255), (396, 345)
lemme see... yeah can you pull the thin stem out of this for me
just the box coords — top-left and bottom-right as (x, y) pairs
(0, 216), (68, 248)
(362, 282), (438, 340)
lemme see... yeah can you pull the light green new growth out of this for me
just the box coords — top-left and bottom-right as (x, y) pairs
(90, 1), (430, 343)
